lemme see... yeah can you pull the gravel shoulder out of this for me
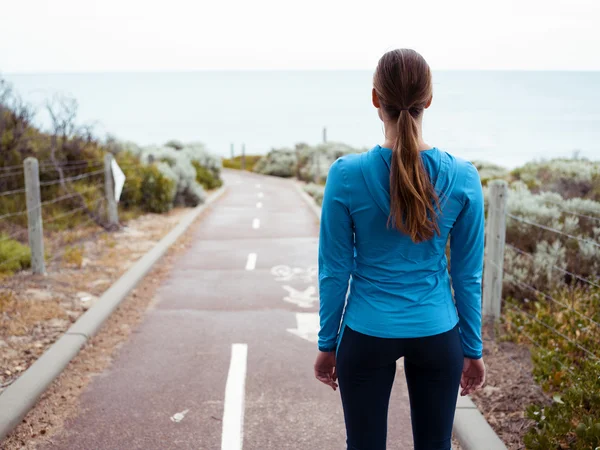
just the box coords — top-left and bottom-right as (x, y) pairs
(469, 323), (550, 449)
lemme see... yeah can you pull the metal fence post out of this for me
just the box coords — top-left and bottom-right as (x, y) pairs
(24, 157), (46, 275)
(104, 154), (119, 227)
(483, 180), (508, 321)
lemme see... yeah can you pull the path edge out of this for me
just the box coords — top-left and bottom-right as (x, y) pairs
(0, 186), (227, 442)
(294, 180), (507, 450)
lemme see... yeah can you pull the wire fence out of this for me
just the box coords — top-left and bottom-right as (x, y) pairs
(485, 181), (600, 405)
(0, 156), (121, 274)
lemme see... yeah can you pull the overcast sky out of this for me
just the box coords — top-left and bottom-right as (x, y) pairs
(1, 0), (599, 72)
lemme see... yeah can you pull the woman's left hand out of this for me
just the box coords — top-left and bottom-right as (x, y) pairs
(314, 351), (338, 391)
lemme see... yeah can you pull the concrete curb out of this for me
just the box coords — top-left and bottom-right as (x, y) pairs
(293, 181), (321, 221)
(0, 186), (227, 442)
(455, 394), (507, 449)
(295, 181), (507, 450)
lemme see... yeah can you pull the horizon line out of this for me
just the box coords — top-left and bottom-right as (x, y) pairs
(3, 68), (600, 75)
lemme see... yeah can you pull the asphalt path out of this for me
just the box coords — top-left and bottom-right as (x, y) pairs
(41, 170), (413, 450)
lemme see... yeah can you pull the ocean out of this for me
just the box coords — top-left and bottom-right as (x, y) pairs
(4, 71), (600, 168)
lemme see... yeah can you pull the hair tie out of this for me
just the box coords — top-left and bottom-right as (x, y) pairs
(399, 107), (410, 111)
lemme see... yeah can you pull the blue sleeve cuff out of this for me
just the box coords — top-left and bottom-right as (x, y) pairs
(318, 344), (337, 352)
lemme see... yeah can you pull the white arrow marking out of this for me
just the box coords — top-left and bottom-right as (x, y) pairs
(170, 409), (190, 423)
(221, 343), (248, 450)
(282, 285), (318, 308)
(287, 313), (319, 343)
(252, 218), (260, 229)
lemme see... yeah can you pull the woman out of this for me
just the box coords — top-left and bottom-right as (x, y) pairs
(313, 49), (486, 450)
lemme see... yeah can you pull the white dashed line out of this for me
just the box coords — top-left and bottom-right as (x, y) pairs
(257, 192), (264, 199)
(255, 183), (261, 188)
(252, 218), (260, 230)
(221, 343), (248, 450)
(256, 202), (262, 209)
(245, 253), (257, 271)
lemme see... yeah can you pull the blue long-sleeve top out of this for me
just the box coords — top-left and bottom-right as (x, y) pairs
(318, 145), (484, 359)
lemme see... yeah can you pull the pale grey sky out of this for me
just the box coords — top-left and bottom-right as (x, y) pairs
(1, 0), (599, 72)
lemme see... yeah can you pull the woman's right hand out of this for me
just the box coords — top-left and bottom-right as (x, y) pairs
(460, 357), (486, 396)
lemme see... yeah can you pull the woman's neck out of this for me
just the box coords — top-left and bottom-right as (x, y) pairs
(381, 119), (432, 151)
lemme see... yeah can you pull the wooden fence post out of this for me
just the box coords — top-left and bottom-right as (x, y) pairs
(104, 154), (119, 227)
(24, 157), (46, 275)
(483, 180), (508, 321)
(316, 152), (321, 184)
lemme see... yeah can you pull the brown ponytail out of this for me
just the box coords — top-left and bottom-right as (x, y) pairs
(373, 49), (439, 243)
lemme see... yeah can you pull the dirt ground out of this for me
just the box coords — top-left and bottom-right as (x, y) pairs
(0, 204), (212, 449)
(0, 208), (193, 393)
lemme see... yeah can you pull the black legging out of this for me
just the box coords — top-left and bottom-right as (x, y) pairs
(336, 324), (463, 450)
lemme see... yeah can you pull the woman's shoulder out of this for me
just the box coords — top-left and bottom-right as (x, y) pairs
(328, 151), (364, 177)
(434, 149), (480, 181)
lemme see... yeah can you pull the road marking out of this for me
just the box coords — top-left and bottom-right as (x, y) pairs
(287, 313), (319, 343)
(170, 409), (190, 423)
(257, 192), (264, 199)
(282, 285), (318, 308)
(221, 343), (248, 450)
(255, 183), (261, 188)
(245, 253), (257, 271)
(256, 202), (262, 209)
(270, 265), (318, 282)
(252, 218), (260, 229)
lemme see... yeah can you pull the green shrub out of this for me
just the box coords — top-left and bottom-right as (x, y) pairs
(192, 161), (223, 190)
(117, 152), (177, 213)
(222, 155), (262, 171)
(139, 164), (176, 213)
(504, 285), (600, 449)
(0, 236), (31, 273)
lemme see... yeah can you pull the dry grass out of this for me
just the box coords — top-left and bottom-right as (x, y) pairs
(62, 246), (84, 268)
(0, 292), (67, 337)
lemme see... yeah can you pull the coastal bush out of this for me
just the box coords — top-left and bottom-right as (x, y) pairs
(253, 149), (296, 178)
(472, 161), (510, 186)
(113, 141), (223, 208)
(0, 236), (31, 273)
(511, 158), (600, 200)
(497, 182), (600, 296)
(303, 183), (325, 206)
(253, 142), (362, 182)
